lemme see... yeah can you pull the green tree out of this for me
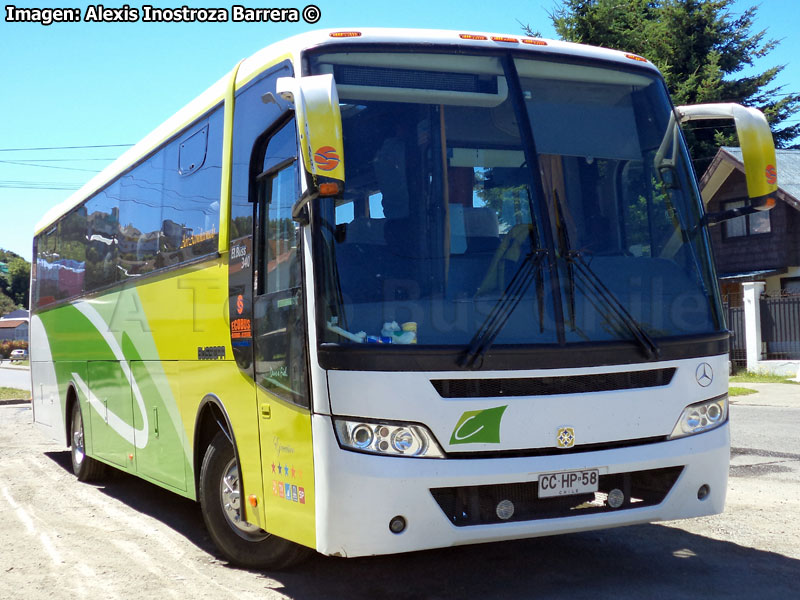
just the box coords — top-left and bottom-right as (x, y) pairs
(527, 0), (800, 169)
(0, 292), (15, 316)
(8, 258), (30, 309)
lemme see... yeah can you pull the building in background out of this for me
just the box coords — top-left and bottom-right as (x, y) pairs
(701, 148), (800, 369)
(0, 309), (29, 342)
(701, 147), (800, 303)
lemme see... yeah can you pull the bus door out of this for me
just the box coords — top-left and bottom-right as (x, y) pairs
(252, 118), (316, 546)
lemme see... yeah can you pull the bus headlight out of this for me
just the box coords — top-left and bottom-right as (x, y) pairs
(669, 395), (728, 439)
(333, 418), (445, 458)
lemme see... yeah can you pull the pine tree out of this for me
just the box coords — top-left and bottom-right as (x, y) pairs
(526, 0), (800, 170)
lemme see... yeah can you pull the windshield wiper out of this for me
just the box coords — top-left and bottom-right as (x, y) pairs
(567, 251), (661, 360)
(459, 249), (548, 369)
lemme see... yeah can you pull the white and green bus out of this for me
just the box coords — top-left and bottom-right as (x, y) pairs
(31, 28), (778, 568)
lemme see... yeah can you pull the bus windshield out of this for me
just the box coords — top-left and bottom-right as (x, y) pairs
(310, 51), (721, 351)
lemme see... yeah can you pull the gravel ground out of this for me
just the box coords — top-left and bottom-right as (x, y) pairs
(0, 385), (798, 600)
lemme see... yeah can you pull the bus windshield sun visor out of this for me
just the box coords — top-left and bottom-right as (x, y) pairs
(316, 60), (508, 107)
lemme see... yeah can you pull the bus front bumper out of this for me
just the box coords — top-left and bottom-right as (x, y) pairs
(312, 415), (729, 558)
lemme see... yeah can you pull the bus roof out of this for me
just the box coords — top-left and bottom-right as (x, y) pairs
(34, 28), (659, 235)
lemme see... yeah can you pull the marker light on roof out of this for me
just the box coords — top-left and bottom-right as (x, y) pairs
(491, 36), (519, 43)
(330, 31), (361, 38)
(625, 53), (648, 62)
(522, 38), (548, 46)
(459, 34), (488, 40)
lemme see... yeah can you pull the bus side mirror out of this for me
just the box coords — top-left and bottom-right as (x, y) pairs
(677, 103), (778, 212)
(276, 74), (345, 222)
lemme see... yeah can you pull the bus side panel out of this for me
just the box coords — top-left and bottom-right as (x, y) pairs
(256, 386), (316, 549)
(83, 286), (195, 490)
(29, 314), (64, 442)
(33, 260), (271, 519)
(179, 360), (263, 523)
(132, 361), (187, 491)
(37, 297), (149, 474)
(34, 303), (118, 448)
(133, 262), (259, 505)
(129, 261), (231, 361)
(31, 270), (222, 497)
(87, 360), (134, 470)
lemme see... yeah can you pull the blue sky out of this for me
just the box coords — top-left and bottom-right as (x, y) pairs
(1, 0), (797, 261)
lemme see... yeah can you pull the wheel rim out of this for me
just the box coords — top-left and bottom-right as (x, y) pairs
(72, 407), (85, 466)
(220, 457), (268, 541)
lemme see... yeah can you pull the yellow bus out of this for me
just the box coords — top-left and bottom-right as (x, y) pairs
(30, 28), (778, 568)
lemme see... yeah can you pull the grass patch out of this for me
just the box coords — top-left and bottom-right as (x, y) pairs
(0, 387), (29, 400)
(729, 386), (758, 397)
(730, 372), (799, 384)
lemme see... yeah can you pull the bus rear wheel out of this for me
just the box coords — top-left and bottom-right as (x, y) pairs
(70, 401), (106, 482)
(199, 431), (311, 570)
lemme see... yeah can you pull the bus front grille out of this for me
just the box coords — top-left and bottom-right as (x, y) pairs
(431, 368), (676, 398)
(430, 466), (684, 526)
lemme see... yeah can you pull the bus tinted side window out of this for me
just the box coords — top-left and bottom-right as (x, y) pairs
(56, 207), (88, 299)
(34, 106), (224, 310)
(34, 227), (59, 308)
(162, 118), (222, 265)
(85, 187), (120, 292)
(116, 110), (223, 279)
(253, 121), (308, 407)
(229, 62), (292, 241)
(119, 153), (162, 277)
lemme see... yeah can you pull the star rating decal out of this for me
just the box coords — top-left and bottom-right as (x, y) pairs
(271, 462), (306, 505)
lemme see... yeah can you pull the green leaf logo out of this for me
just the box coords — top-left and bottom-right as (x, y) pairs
(449, 406), (508, 445)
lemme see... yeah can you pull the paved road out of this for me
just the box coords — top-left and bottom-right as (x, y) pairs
(0, 384), (798, 599)
(729, 382), (799, 456)
(0, 364), (31, 392)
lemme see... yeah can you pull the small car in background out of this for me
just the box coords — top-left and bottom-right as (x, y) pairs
(9, 348), (28, 361)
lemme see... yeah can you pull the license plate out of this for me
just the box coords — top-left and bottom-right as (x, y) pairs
(538, 469), (599, 498)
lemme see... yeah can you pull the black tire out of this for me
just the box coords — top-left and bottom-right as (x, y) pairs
(70, 401), (107, 482)
(199, 430), (311, 570)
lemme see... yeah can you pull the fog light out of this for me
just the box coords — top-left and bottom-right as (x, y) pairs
(496, 499), (515, 520)
(697, 484), (710, 500)
(607, 488), (625, 508)
(389, 516), (407, 534)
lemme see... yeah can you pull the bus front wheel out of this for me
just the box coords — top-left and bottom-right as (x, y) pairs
(199, 430), (310, 569)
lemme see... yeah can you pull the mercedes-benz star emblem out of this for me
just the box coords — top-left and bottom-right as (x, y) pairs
(696, 362), (713, 387)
